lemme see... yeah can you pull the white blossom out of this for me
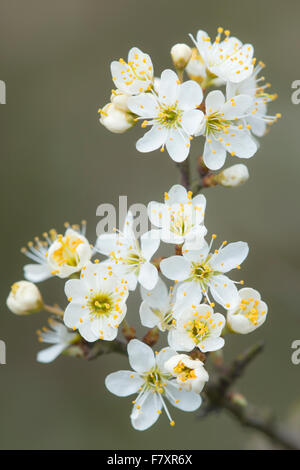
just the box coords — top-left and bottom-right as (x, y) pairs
(22, 221), (92, 282)
(128, 69), (204, 162)
(164, 353), (209, 393)
(160, 236), (248, 309)
(64, 262), (129, 342)
(37, 318), (79, 363)
(196, 90), (257, 170)
(226, 62), (280, 137)
(6, 281), (43, 315)
(105, 339), (202, 430)
(96, 210), (160, 291)
(111, 47), (154, 95)
(190, 27), (255, 83)
(227, 287), (268, 334)
(148, 184), (207, 250)
(168, 304), (225, 353)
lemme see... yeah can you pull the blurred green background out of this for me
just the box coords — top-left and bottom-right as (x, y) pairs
(0, 0), (299, 450)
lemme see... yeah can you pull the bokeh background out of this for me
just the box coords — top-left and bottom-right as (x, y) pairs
(0, 0), (299, 450)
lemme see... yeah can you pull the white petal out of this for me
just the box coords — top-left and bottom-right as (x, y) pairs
(139, 301), (159, 328)
(182, 109), (204, 135)
(177, 80), (203, 110)
(37, 344), (67, 363)
(183, 241), (209, 262)
(158, 69), (178, 105)
(156, 347), (177, 371)
(136, 125), (168, 153)
(147, 202), (168, 228)
(140, 230), (160, 260)
(203, 139), (227, 170)
(128, 339), (155, 373)
(247, 115), (266, 137)
(64, 279), (87, 302)
(210, 241), (249, 273)
(96, 233), (118, 256)
(24, 263), (52, 283)
(105, 370), (144, 396)
(131, 392), (161, 431)
(183, 225), (207, 251)
(127, 93), (158, 117)
(167, 329), (195, 352)
(168, 184), (188, 205)
(209, 275), (238, 309)
(222, 95), (253, 120)
(160, 256), (190, 281)
(201, 336), (225, 352)
(222, 128), (257, 159)
(166, 382), (202, 411)
(166, 128), (190, 162)
(63, 303), (86, 329)
(205, 90), (225, 114)
(140, 277), (169, 309)
(138, 262), (158, 290)
(78, 322), (99, 342)
(175, 282), (203, 306)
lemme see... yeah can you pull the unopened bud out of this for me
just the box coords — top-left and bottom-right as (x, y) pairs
(228, 392), (248, 408)
(170, 43), (192, 70)
(122, 323), (136, 343)
(99, 102), (134, 134)
(143, 327), (159, 347)
(217, 164), (249, 187)
(7, 281), (43, 315)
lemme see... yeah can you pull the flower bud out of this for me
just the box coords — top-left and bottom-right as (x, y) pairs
(7, 281), (43, 315)
(170, 43), (192, 70)
(99, 102), (134, 134)
(217, 164), (249, 187)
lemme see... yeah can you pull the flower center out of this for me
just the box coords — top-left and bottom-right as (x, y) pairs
(185, 317), (210, 344)
(156, 104), (182, 128)
(170, 210), (192, 237)
(205, 112), (231, 137)
(52, 234), (83, 267)
(143, 367), (168, 394)
(239, 298), (266, 326)
(191, 261), (214, 286)
(173, 361), (196, 381)
(88, 292), (113, 318)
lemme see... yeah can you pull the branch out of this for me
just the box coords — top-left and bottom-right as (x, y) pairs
(202, 342), (300, 450)
(176, 159), (191, 190)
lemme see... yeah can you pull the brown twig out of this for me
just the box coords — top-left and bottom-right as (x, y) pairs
(176, 159), (191, 190)
(201, 342), (300, 450)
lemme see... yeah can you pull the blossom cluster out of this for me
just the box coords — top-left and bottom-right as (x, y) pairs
(99, 27), (280, 172)
(7, 184), (268, 430)
(7, 26), (275, 432)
